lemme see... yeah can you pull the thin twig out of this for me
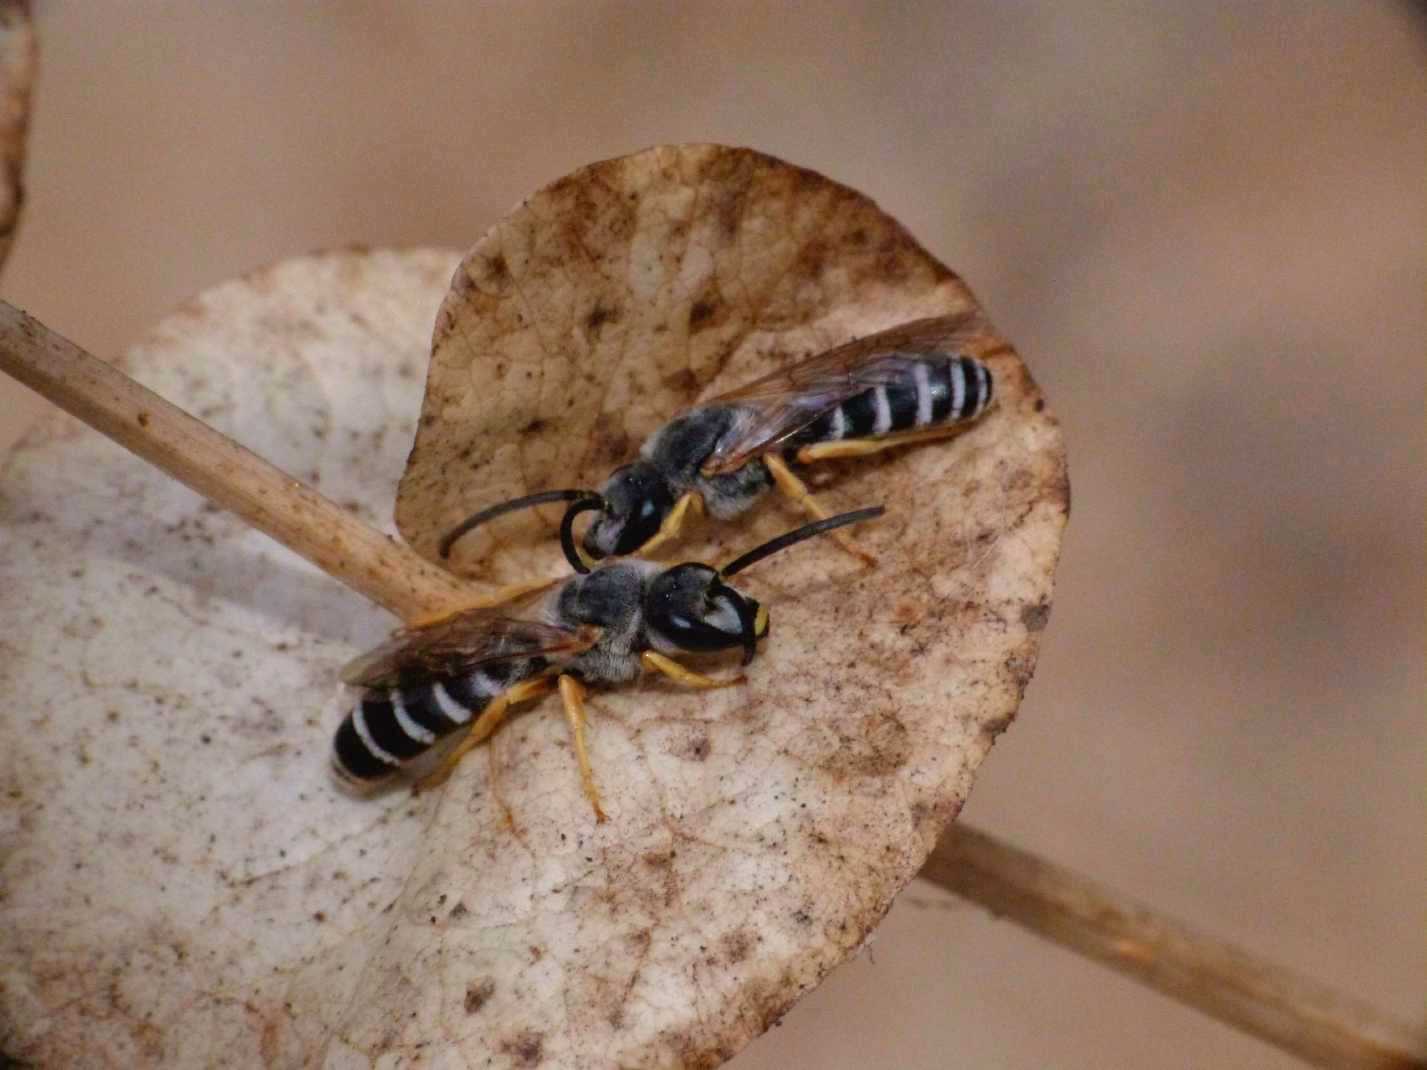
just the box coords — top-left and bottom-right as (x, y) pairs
(0, 299), (472, 622)
(923, 824), (1426, 1070)
(2, 302), (1418, 1067)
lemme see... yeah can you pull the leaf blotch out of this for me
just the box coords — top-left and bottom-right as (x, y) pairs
(661, 367), (699, 395)
(483, 254), (509, 283)
(585, 302), (619, 333)
(720, 928), (755, 965)
(688, 298), (720, 332)
(465, 979), (495, 1015)
(819, 711), (911, 780)
(670, 727), (711, 762)
(1021, 602), (1051, 632)
(501, 1030), (544, 1067)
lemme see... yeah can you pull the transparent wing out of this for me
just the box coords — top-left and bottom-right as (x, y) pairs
(700, 311), (993, 474)
(340, 605), (595, 690)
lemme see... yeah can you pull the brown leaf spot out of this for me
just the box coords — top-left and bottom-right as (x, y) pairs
(673, 730), (711, 762)
(585, 302), (619, 333)
(1021, 601), (1051, 632)
(720, 928), (756, 965)
(661, 367), (699, 395)
(818, 710), (912, 780)
(795, 239), (828, 279)
(482, 253), (509, 283)
(501, 1030), (544, 1067)
(688, 297), (722, 332)
(587, 415), (632, 467)
(465, 979), (495, 1015)
(980, 712), (1014, 740)
(136, 411), (150, 428)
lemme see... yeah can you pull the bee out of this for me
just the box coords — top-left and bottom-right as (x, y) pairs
(439, 312), (1000, 572)
(334, 507), (883, 820)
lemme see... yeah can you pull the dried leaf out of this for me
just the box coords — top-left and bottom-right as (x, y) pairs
(388, 145), (1069, 1063)
(0, 249), (462, 1067)
(1, 149), (1065, 1069)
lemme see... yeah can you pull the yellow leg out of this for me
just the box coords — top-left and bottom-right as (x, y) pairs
(762, 453), (876, 567)
(404, 578), (559, 630)
(640, 650), (744, 689)
(414, 676), (554, 792)
(558, 675), (607, 823)
(632, 491), (704, 559)
(794, 423), (971, 464)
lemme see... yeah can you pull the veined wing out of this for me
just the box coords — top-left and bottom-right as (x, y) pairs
(341, 605), (596, 690)
(700, 311), (993, 475)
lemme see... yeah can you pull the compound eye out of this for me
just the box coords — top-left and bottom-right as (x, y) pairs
(645, 565), (736, 652)
(613, 490), (674, 554)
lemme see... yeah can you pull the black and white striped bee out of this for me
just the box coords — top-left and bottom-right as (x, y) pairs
(335, 507), (883, 819)
(440, 312), (1000, 571)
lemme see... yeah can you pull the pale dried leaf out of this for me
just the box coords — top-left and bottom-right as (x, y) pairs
(0, 250), (463, 1067)
(381, 145), (1070, 1065)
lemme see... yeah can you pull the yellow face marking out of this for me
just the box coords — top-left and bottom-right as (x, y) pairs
(754, 605), (770, 637)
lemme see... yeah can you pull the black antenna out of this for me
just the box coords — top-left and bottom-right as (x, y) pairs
(559, 496), (610, 574)
(439, 489), (598, 559)
(720, 506), (885, 578)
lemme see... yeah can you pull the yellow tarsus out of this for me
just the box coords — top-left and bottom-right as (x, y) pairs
(762, 453), (876, 567)
(640, 650), (744, 689)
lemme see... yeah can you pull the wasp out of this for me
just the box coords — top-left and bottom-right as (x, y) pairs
(334, 507), (883, 820)
(440, 312), (999, 571)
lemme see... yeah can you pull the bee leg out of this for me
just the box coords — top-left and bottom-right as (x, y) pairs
(794, 423), (970, 463)
(633, 491), (704, 559)
(414, 676), (554, 792)
(762, 453), (876, 567)
(640, 650), (744, 689)
(558, 675), (608, 823)
(403, 578), (560, 630)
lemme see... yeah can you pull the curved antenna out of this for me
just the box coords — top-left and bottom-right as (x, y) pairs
(720, 506), (885, 578)
(559, 495), (609, 575)
(439, 489), (597, 560)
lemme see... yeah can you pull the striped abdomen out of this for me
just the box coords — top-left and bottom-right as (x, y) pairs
(332, 659), (545, 782)
(788, 355), (993, 447)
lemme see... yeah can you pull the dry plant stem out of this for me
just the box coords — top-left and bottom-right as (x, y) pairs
(925, 825), (1427, 1070)
(0, 300), (470, 622)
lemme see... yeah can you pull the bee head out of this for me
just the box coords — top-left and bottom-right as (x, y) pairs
(571, 461), (676, 565)
(644, 563), (768, 666)
(638, 505), (886, 664)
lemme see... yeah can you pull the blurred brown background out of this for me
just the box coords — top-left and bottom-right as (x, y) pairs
(1, 4), (1421, 1066)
